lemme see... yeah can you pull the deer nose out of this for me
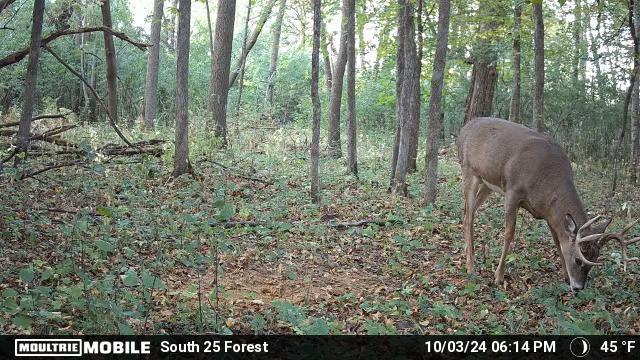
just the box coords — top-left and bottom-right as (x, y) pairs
(571, 284), (584, 291)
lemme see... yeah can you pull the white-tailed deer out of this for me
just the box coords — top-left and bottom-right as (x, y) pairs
(457, 117), (640, 290)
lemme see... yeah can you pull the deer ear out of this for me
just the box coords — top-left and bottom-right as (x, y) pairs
(565, 214), (578, 235)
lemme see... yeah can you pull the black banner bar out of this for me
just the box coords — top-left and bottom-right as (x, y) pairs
(1, 335), (639, 359)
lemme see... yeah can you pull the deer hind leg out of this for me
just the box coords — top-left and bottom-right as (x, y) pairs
(548, 224), (570, 282)
(495, 193), (518, 285)
(463, 174), (482, 273)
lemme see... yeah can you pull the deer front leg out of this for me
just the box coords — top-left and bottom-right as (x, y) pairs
(548, 224), (569, 282)
(495, 195), (518, 285)
(463, 175), (481, 273)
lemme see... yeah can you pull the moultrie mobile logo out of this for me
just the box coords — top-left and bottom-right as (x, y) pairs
(15, 339), (82, 357)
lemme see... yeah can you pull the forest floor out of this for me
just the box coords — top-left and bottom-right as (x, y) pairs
(1, 117), (640, 335)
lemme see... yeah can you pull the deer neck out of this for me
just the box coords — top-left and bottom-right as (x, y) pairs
(548, 181), (588, 230)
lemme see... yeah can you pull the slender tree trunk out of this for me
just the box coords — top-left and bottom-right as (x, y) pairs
(173, 0), (191, 177)
(356, 0), (367, 70)
(533, 2), (544, 132)
(509, 2), (521, 123)
(229, 0), (277, 88)
(142, 0), (164, 130)
(311, 0), (322, 204)
(235, 0), (252, 117)
(408, 0), (424, 172)
(572, 0), (581, 82)
(389, 3), (405, 190)
(346, 0), (357, 175)
(632, 0), (640, 184)
(321, 21), (333, 91)
(210, 0), (236, 147)
(101, 0), (118, 124)
(165, 0), (178, 51)
(393, 0), (418, 196)
(423, 0), (450, 205)
(206, 0), (215, 114)
(266, 0), (287, 110)
(328, 0), (350, 159)
(15, 0), (45, 156)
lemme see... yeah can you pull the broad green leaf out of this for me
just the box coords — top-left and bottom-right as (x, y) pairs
(13, 315), (33, 329)
(97, 206), (113, 217)
(117, 322), (135, 335)
(19, 268), (35, 283)
(2, 288), (18, 298)
(95, 239), (114, 252)
(123, 270), (138, 287)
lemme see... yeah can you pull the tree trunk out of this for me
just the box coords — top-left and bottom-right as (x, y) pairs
(206, 0), (215, 114)
(509, 2), (521, 123)
(165, 0), (178, 51)
(321, 21), (333, 91)
(463, 2), (498, 124)
(310, 0), (322, 204)
(356, 0), (367, 70)
(328, 0), (349, 159)
(533, 2), (544, 132)
(389, 2), (405, 190)
(142, 0), (164, 130)
(235, 0), (253, 117)
(101, 0), (118, 124)
(173, 0), (191, 177)
(210, 0), (236, 147)
(572, 0), (581, 82)
(15, 0), (45, 156)
(632, 0), (640, 184)
(346, 0), (357, 175)
(266, 0), (287, 110)
(393, 0), (419, 196)
(423, 0), (450, 205)
(408, 0), (424, 172)
(229, 0), (277, 88)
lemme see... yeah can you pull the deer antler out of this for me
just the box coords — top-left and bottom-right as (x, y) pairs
(574, 215), (606, 266)
(599, 219), (640, 271)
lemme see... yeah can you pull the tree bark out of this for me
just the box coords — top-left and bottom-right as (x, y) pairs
(389, 2), (405, 190)
(266, 0), (287, 110)
(572, 0), (582, 82)
(228, 0), (278, 88)
(0, 0), (16, 16)
(321, 21), (333, 91)
(165, 0), (178, 51)
(311, 0), (322, 204)
(173, 0), (191, 177)
(346, 0), (357, 175)
(423, 0), (451, 205)
(328, 0), (350, 159)
(142, 0), (164, 130)
(15, 0), (45, 156)
(210, 0), (236, 147)
(393, 0), (419, 196)
(509, 2), (521, 123)
(632, 0), (640, 184)
(408, 0), (424, 172)
(235, 0), (253, 117)
(356, 0), (367, 70)
(533, 2), (545, 132)
(101, 0), (119, 124)
(206, 0), (215, 114)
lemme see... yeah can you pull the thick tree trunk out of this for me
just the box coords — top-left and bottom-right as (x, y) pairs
(266, 0), (287, 109)
(356, 0), (367, 70)
(173, 0), (191, 177)
(346, 0), (357, 175)
(321, 21), (333, 91)
(229, 0), (277, 88)
(235, 0), (253, 116)
(101, 0), (118, 124)
(423, 0), (450, 205)
(463, 61), (496, 124)
(393, 0), (419, 196)
(328, 0), (350, 159)
(311, 0), (322, 204)
(210, 0), (236, 147)
(142, 0), (164, 130)
(533, 2), (544, 132)
(509, 2), (521, 123)
(15, 0), (45, 156)
(206, 0), (215, 114)
(572, 0), (582, 82)
(165, 0), (178, 51)
(632, 0), (640, 184)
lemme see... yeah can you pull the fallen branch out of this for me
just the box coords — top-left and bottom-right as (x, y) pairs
(328, 219), (394, 230)
(0, 26), (149, 69)
(0, 112), (72, 129)
(206, 159), (274, 185)
(210, 218), (396, 230)
(44, 45), (135, 148)
(20, 159), (86, 179)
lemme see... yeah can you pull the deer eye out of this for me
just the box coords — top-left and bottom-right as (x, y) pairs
(575, 259), (583, 266)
